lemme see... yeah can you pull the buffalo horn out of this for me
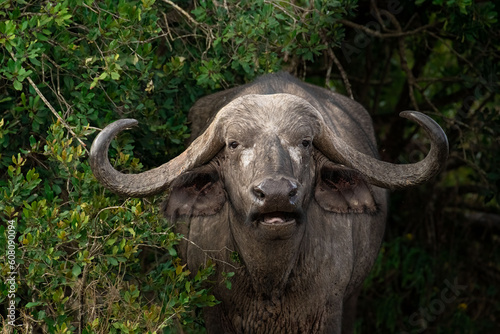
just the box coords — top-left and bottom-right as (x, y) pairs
(90, 116), (225, 197)
(314, 111), (449, 189)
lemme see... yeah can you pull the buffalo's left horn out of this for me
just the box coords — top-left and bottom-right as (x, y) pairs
(90, 116), (225, 197)
(314, 111), (448, 189)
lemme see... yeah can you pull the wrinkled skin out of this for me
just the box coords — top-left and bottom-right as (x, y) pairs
(91, 73), (447, 333)
(164, 82), (388, 333)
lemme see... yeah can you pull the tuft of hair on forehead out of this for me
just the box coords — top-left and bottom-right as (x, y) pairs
(219, 93), (323, 135)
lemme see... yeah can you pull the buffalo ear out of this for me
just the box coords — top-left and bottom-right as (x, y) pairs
(314, 163), (378, 214)
(163, 164), (226, 218)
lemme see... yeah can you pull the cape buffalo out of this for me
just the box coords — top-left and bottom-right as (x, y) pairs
(90, 72), (448, 333)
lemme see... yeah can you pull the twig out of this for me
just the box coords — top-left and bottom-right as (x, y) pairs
(323, 43), (353, 99)
(449, 153), (489, 184)
(321, 30), (353, 98)
(381, 8), (402, 32)
(181, 236), (243, 270)
(331, 49), (353, 99)
(77, 264), (89, 334)
(325, 57), (333, 89)
(160, 0), (200, 27)
(263, 0), (300, 23)
(372, 44), (392, 114)
(334, 74), (392, 85)
(160, 0), (214, 58)
(472, 92), (494, 114)
(416, 85), (439, 113)
(129, 32), (174, 44)
(159, 311), (181, 329)
(160, 13), (174, 52)
(428, 31), (478, 74)
(370, 0), (392, 32)
(339, 19), (434, 39)
(416, 76), (463, 83)
(378, 9), (420, 111)
(398, 42), (419, 110)
(9, 51), (88, 152)
(41, 55), (73, 117)
(26, 76), (89, 151)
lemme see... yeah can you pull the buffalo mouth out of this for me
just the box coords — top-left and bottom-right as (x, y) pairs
(251, 211), (301, 227)
(259, 212), (296, 226)
(246, 210), (303, 240)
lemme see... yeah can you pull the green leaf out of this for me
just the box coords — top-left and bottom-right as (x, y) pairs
(98, 72), (108, 80)
(13, 80), (22, 90)
(72, 264), (81, 277)
(26, 302), (43, 308)
(168, 247), (177, 257)
(108, 257), (118, 266)
(106, 237), (117, 246)
(90, 78), (98, 89)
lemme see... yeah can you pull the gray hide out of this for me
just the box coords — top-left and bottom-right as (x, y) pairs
(90, 72), (449, 334)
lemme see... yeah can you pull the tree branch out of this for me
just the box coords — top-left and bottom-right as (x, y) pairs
(339, 19), (434, 39)
(160, 0), (200, 27)
(322, 33), (353, 98)
(9, 50), (89, 152)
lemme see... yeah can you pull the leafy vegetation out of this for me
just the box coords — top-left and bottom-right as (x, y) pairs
(0, 0), (498, 333)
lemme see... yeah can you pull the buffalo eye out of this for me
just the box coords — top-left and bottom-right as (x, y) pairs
(229, 141), (239, 149)
(301, 139), (311, 148)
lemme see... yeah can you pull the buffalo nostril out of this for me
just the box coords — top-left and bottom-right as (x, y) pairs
(288, 189), (297, 197)
(253, 186), (266, 199)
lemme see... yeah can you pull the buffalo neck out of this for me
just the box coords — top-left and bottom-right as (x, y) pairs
(228, 209), (306, 298)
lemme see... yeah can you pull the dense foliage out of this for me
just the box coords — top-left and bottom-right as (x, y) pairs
(0, 0), (498, 333)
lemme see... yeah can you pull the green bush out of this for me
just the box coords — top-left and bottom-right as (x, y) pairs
(1, 0), (499, 333)
(2, 120), (218, 333)
(0, 0), (350, 332)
